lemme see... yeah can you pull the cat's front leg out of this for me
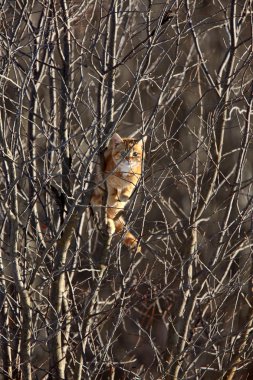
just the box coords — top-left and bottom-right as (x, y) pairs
(119, 186), (134, 202)
(107, 187), (118, 205)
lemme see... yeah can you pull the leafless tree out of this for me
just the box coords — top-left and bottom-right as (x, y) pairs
(0, 0), (253, 379)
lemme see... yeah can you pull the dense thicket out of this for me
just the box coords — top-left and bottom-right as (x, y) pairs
(0, 1), (253, 379)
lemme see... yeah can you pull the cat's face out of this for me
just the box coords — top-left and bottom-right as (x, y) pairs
(110, 133), (145, 172)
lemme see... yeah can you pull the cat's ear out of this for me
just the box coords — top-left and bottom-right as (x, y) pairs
(137, 136), (147, 146)
(111, 133), (123, 147)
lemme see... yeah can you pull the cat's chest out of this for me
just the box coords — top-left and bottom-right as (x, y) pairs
(106, 171), (131, 188)
(105, 158), (141, 188)
(117, 162), (133, 177)
(106, 169), (140, 192)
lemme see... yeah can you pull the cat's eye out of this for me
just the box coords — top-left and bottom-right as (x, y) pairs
(133, 152), (138, 157)
(121, 151), (126, 157)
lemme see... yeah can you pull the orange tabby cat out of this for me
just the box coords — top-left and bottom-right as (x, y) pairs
(91, 133), (146, 251)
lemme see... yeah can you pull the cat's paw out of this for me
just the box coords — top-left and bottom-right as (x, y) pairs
(130, 244), (142, 254)
(107, 219), (115, 235)
(119, 193), (130, 202)
(124, 234), (142, 253)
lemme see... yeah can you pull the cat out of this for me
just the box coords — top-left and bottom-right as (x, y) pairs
(91, 133), (146, 252)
